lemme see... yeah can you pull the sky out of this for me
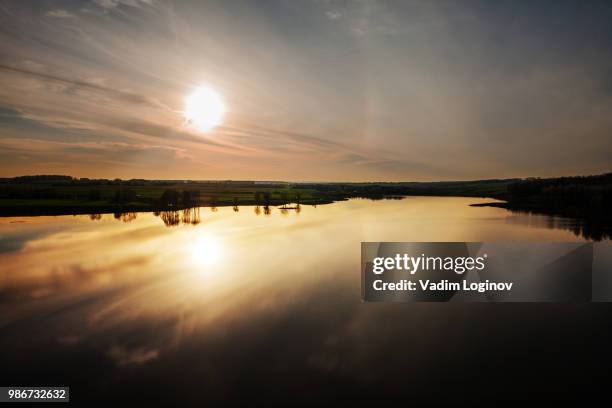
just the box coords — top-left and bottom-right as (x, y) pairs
(0, 0), (611, 181)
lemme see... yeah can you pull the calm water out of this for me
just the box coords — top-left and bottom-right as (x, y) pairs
(0, 197), (610, 404)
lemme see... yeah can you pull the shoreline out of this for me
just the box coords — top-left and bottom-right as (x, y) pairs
(0, 195), (605, 220)
(0, 198), (337, 217)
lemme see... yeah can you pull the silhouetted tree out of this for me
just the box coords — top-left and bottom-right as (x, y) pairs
(506, 173), (612, 218)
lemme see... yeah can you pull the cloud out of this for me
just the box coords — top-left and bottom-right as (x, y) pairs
(94, 0), (153, 10)
(46, 9), (75, 18)
(108, 345), (159, 366)
(94, 0), (120, 8)
(0, 64), (159, 108)
(0, 137), (200, 178)
(325, 10), (342, 20)
(0, 137), (190, 158)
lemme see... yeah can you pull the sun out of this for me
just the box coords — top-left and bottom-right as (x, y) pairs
(184, 85), (225, 132)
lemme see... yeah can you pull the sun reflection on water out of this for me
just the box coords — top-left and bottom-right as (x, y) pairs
(191, 233), (223, 267)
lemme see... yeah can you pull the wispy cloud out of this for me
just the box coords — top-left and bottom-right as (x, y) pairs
(0, 64), (161, 108)
(46, 9), (75, 19)
(94, 0), (153, 10)
(325, 10), (342, 20)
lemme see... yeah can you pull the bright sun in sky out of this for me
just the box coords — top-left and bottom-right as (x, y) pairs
(184, 85), (225, 132)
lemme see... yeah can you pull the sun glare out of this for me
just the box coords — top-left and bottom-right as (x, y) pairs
(191, 234), (223, 267)
(184, 85), (225, 132)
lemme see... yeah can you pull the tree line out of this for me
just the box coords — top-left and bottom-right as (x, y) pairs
(506, 173), (612, 217)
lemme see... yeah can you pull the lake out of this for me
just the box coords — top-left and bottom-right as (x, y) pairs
(0, 197), (609, 404)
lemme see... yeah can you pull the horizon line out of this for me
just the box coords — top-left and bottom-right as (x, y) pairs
(2, 171), (611, 184)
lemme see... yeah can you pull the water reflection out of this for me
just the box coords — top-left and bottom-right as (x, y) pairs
(181, 207), (201, 226)
(0, 197), (608, 404)
(157, 210), (181, 226)
(101, 200), (605, 240)
(280, 203), (301, 215)
(251, 204), (274, 216)
(153, 208), (201, 227)
(114, 212), (137, 223)
(191, 234), (223, 267)
(505, 210), (611, 241)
